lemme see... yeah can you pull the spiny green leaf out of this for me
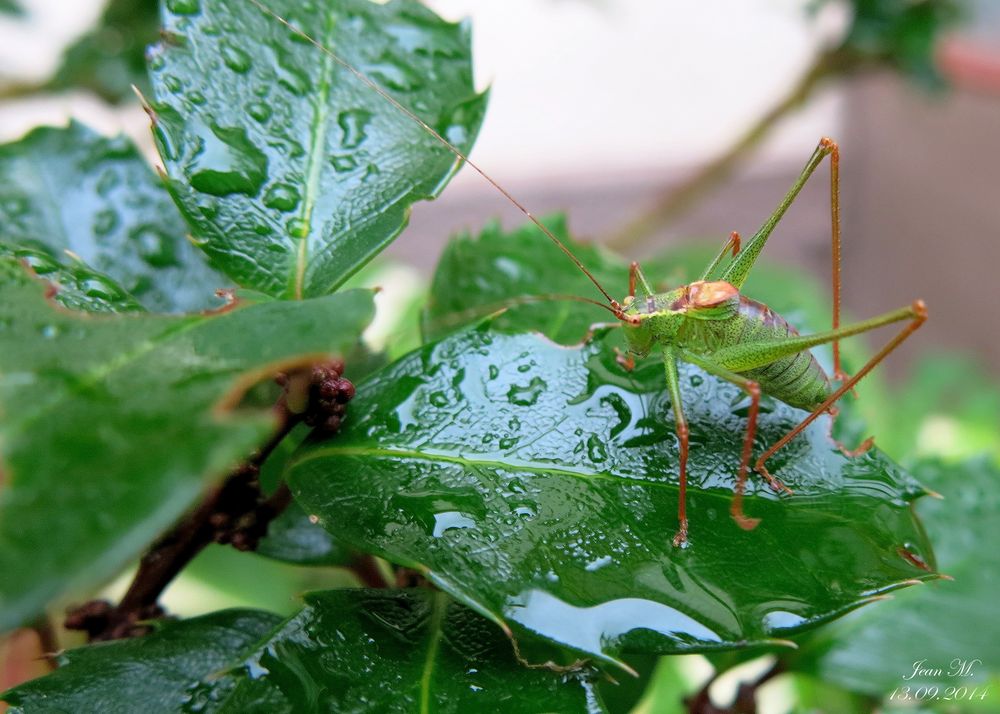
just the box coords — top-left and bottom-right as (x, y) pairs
(424, 216), (625, 345)
(3, 592), (607, 713)
(0, 259), (374, 632)
(149, 0), (487, 299)
(0, 243), (143, 313)
(288, 324), (938, 671)
(0, 122), (227, 312)
(0, 610), (281, 713)
(214, 590), (606, 713)
(787, 457), (1000, 698)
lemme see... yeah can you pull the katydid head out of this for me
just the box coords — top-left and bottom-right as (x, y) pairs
(619, 280), (739, 357)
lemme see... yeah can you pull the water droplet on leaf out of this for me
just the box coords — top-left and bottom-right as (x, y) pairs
(329, 154), (358, 172)
(246, 101), (272, 123)
(263, 182), (301, 212)
(338, 109), (372, 149)
(432, 511), (476, 537)
(220, 42), (252, 73)
(507, 377), (546, 406)
(166, 0), (200, 14)
(189, 123), (268, 197)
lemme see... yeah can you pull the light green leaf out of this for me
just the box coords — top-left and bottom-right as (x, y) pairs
(149, 0), (487, 298)
(0, 259), (374, 632)
(0, 122), (227, 312)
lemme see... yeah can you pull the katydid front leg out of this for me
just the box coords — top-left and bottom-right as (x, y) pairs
(662, 347), (690, 546)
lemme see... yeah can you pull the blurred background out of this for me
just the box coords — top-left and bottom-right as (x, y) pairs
(1, 2), (998, 712)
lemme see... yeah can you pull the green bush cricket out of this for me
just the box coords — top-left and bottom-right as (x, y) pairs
(248, 0), (928, 546)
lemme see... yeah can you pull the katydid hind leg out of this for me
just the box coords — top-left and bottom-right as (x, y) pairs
(662, 348), (690, 546)
(754, 301), (927, 482)
(717, 136), (848, 378)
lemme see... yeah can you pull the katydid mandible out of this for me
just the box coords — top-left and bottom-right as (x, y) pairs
(247, 0), (927, 546)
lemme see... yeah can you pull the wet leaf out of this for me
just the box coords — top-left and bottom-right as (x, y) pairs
(256, 500), (354, 566)
(289, 324), (938, 671)
(214, 590), (605, 713)
(786, 457), (1000, 699)
(150, 0), (487, 299)
(2, 591), (607, 713)
(424, 216), (625, 344)
(0, 122), (227, 312)
(0, 243), (143, 313)
(254, 424), (353, 566)
(0, 258), (374, 632)
(0, 610), (281, 713)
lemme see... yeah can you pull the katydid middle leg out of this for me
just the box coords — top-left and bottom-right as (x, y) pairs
(662, 346), (690, 546)
(678, 350), (769, 532)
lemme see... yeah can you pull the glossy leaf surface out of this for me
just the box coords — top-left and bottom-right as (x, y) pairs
(0, 259), (374, 631)
(424, 216), (625, 344)
(0, 243), (143, 313)
(150, 0), (486, 298)
(289, 324), (938, 671)
(0, 122), (227, 312)
(256, 500), (354, 566)
(3, 591), (605, 713)
(215, 589), (604, 712)
(1, 610), (281, 713)
(788, 457), (1000, 696)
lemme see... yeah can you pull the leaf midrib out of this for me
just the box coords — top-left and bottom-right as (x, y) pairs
(2, 304), (204, 440)
(291, 8), (337, 300)
(419, 591), (447, 714)
(295, 443), (704, 497)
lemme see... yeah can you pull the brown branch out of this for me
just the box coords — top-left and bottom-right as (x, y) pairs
(607, 50), (859, 253)
(685, 659), (787, 714)
(65, 362), (355, 642)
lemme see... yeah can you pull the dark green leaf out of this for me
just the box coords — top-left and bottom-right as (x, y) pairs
(787, 457), (1000, 699)
(0, 122), (227, 312)
(256, 500), (354, 566)
(214, 590), (605, 713)
(1, 610), (281, 714)
(3, 592), (606, 713)
(254, 423), (353, 566)
(289, 324), (938, 671)
(0, 258), (374, 632)
(149, 0), (487, 299)
(0, 243), (143, 313)
(44, 0), (160, 103)
(424, 216), (625, 344)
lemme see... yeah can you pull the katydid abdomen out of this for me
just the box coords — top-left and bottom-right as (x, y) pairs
(680, 295), (831, 412)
